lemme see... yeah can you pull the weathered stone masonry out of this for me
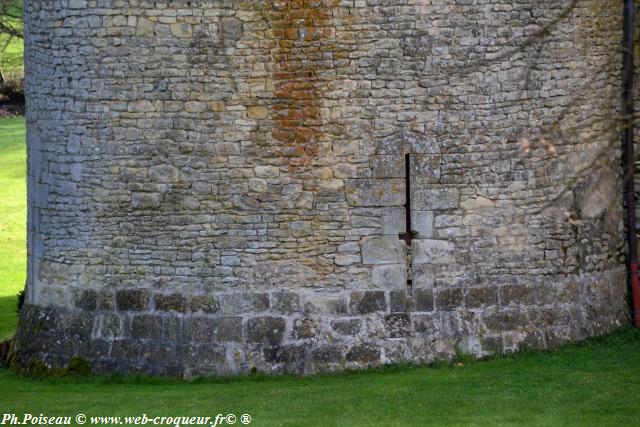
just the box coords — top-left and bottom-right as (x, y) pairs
(11, 0), (630, 376)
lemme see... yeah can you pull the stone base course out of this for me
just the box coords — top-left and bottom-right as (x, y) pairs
(11, 268), (628, 376)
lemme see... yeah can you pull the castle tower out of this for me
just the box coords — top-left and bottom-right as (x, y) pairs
(11, 0), (628, 376)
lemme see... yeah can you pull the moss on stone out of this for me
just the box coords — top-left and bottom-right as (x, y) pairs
(65, 356), (92, 376)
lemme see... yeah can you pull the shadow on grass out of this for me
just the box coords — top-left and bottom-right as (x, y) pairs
(0, 294), (21, 340)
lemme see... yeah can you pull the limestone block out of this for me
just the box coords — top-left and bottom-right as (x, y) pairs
(371, 264), (406, 288)
(247, 105), (268, 119)
(131, 192), (161, 209)
(290, 221), (312, 237)
(384, 313), (411, 338)
(130, 315), (162, 339)
(271, 291), (300, 314)
(460, 196), (495, 211)
(389, 290), (411, 312)
(331, 319), (362, 336)
(37, 261), (70, 285)
(311, 346), (343, 364)
(215, 317), (243, 342)
(372, 155), (404, 178)
(184, 317), (216, 343)
(412, 210), (433, 238)
(255, 165), (279, 178)
(414, 288), (434, 312)
(335, 254), (361, 266)
(500, 284), (536, 306)
(349, 291), (386, 314)
(293, 318), (317, 339)
(412, 239), (455, 264)
(190, 295), (219, 314)
(170, 23), (192, 38)
(149, 164), (179, 182)
(136, 18), (155, 37)
(413, 188), (460, 210)
(465, 287), (498, 308)
(247, 317), (286, 346)
(362, 236), (406, 265)
(375, 131), (440, 155)
(345, 179), (405, 207)
(345, 343), (381, 363)
(337, 242), (360, 253)
(411, 155), (441, 184)
(217, 293), (269, 314)
(220, 16), (243, 39)
(154, 293), (187, 313)
(382, 207), (406, 235)
(434, 288), (464, 311)
(128, 100), (156, 112)
(116, 289), (150, 312)
(303, 296), (347, 315)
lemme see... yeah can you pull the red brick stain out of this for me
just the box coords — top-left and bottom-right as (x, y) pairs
(263, 0), (336, 172)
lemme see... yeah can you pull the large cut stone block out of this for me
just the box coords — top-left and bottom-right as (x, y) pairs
(412, 239), (456, 264)
(413, 188), (460, 210)
(362, 236), (406, 265)
(345, 179), (405, 207)
(372, 155), (404, 178)
(384, 313), (411, 337)
(346, 343), (381, 363)
(412, 210), (434, 238)
(303, 296), (348, 315)
(371, 264), (406, 288)
(349, 291), (387, 314)
(116, 289), (150, 311)
(411, 155), (441, 184)
(154, 293), (187, 313)
(434, 288), (463, 311)
(247, 317), (286, 346)
(331, 318), (362, 336)
(130, 314), (162, 339)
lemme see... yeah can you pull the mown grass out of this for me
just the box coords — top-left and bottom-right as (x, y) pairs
(0, 116), (25, 340)
(1, 118), (640, 425)
(1, 330), (639, 426)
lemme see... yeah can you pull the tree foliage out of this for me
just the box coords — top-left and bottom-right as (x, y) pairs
(0, 0), (22, 89)
(0, 0), (21, 40)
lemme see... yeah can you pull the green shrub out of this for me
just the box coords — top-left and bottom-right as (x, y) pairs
(0, 77), (24, 103)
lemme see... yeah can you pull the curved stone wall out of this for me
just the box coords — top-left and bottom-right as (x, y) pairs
(11, 0), (629, 376)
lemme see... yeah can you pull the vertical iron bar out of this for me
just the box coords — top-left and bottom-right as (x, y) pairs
(399, 153), (415, 247)
(405, 153), (412, 242)
(399, 153), (415, 287)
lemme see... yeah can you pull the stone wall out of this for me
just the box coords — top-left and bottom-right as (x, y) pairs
(11, 0), (630, 376)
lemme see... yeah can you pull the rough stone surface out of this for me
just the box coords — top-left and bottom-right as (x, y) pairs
(12, 0), (630, 377)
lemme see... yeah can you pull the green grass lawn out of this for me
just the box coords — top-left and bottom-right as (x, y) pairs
(0, 116), (25, 340)
(0, 330), (639, 426)
(1, 118), (640, 425)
